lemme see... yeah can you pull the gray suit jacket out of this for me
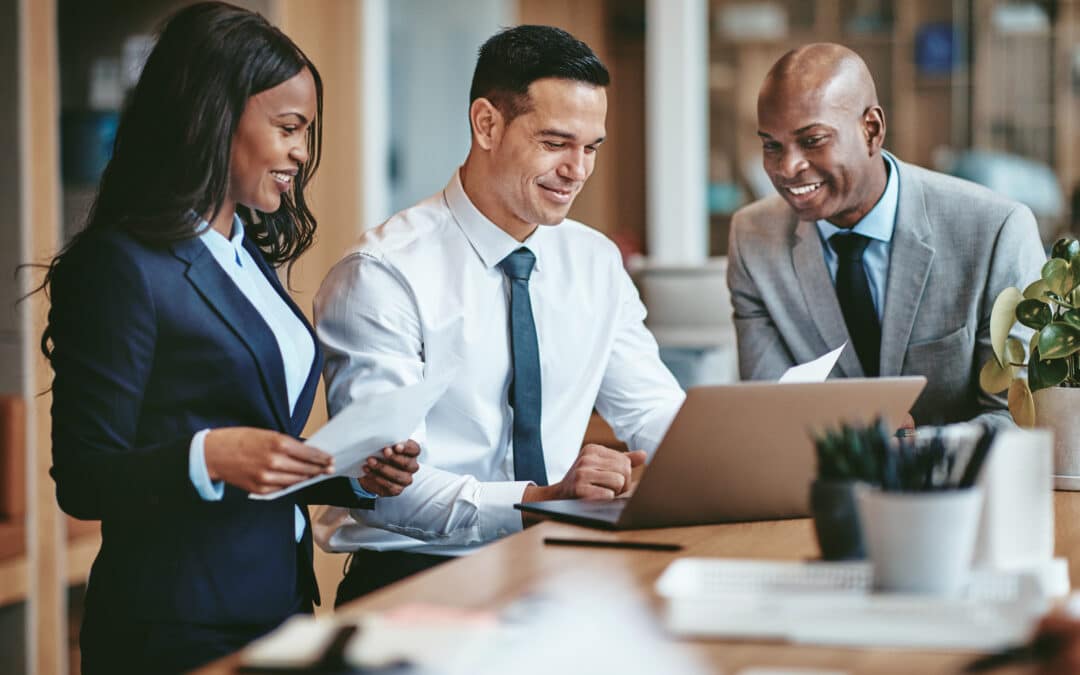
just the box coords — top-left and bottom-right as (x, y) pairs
(727, 157), (1046, 426)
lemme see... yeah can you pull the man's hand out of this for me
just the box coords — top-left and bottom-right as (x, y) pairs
(358, 440), (421, 497)
(522, 444), (647, 503)
(204, 427), (334, 495)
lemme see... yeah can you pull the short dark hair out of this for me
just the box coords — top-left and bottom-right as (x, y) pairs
(469, 25), (609, 124)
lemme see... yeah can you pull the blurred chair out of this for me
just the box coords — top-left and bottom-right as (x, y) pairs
(631, 257), (738, 388)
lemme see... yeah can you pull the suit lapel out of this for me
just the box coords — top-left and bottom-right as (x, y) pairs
(242, 238), (323, 434)
(171, 237), (291, 431)
(879, 162), (935, 376)
(792, 220), (863, 377)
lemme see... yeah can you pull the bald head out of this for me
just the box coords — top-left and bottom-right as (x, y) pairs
(755, 43), (889, 228)
(762, 43), (879, 116)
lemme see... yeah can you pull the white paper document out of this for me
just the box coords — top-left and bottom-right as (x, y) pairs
(778, 342), (846, 383)
(656, 558), (1050, 651)
(250, 365), (457, 501)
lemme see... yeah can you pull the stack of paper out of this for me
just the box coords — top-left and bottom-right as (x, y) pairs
(656, 558), (1053, 650)
(251, 366), (457, 501)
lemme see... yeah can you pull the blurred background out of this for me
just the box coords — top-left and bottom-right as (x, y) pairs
(3, 1), (1078, 673)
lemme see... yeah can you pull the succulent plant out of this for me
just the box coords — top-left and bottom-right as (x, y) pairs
(980, 236), (1080, 427)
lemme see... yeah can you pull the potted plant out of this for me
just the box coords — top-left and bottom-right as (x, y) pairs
(811, 421), (995, 564)
(854, 427), (996, 594)
(810, 420), (892, 561)
(980, 236), (1080, 476)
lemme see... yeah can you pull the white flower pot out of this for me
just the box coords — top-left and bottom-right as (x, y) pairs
(855, 484), (983, 595)
(1033, 387), (1080, 478)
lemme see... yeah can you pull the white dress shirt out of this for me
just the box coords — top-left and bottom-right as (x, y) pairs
(188, 214), (316, 541)
(313, 170), (685, 554)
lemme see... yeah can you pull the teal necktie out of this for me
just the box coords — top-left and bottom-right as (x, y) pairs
(498, 248), (547, 485)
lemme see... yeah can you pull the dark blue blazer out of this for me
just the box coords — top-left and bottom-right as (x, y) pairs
(48, 227), (372, 626)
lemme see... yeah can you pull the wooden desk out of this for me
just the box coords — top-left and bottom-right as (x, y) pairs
(195, 494), (1080, 674)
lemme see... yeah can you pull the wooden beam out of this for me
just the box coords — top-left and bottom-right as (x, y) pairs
(19, 0), (65, 672)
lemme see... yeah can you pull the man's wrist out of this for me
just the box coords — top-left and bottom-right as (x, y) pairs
(521, 483), (554, 503)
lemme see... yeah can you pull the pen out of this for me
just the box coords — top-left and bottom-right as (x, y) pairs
(543, 537), (682, 551)
(962, 633), (1062, 672)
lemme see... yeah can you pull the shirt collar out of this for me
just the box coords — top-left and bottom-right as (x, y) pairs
(815, 150), (899, 244)
(443, 168), (544, 274)
(198, 213), (247, 262)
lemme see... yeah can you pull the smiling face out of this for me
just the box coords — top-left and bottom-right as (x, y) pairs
(467, 77), (607, 239)
(227, 67), (317, 219)
(756, 69), (886, 229)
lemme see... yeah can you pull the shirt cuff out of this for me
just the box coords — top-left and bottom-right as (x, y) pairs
(189, 429), (225, 501)
(349, 477), (379, 500)
(476, 481), (531, 540)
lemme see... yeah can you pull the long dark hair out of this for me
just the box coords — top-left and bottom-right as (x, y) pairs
(38, 1), (323, 359)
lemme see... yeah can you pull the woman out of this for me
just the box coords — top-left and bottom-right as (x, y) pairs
(42, 3), (416, 672)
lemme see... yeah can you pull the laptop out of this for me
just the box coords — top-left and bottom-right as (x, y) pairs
(514, 376), (926, 530)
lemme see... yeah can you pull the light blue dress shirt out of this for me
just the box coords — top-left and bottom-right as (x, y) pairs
(814, 151), (900, 322)
(186, 215), (373, 543)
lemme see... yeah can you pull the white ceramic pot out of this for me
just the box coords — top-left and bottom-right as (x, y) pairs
(855, 484), (983, 595)
(1033, 387), (1080, 478)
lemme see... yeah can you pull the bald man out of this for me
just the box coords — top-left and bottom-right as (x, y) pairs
(726, 44), (1045, 426)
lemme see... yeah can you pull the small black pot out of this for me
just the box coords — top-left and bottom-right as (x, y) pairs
(809, 479), (865, 561)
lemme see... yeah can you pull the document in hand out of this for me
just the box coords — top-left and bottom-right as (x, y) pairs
(249, 365), (457, 501)
(778, 341), (846, 383)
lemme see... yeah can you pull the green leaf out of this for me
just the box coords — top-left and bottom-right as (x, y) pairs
(990, 287), (1023, 366)
(1029, 345), (1071, 390)
(979, 357), (1014, 394)
(1038, 322), (1080, 359)
(1023, 279), (1050, 300)
(1008, 378), (1036, 428)
(1052, 237), (1080, 261)
(1016, 299), (1053, 330)
(1043, 258), (1071, 297)
(1063, 309), (1080, 330)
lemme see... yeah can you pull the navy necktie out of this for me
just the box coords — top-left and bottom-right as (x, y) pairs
(830, 233), (881, 377)
(498, 248), (547, 486)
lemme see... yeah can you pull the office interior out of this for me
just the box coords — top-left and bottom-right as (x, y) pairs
(2, 0), (1077, 672)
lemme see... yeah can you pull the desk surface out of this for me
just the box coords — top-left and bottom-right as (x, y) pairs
(194, 494), (1080, 674)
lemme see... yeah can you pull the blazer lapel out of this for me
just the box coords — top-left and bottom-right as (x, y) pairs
(792, 220), (863, 377)
(171, 237), (291, 431)
(879, 162), (935, 376)
(242, 238), (323, 434)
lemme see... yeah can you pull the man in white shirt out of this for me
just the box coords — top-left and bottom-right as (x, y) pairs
(314, 25), (685, 604)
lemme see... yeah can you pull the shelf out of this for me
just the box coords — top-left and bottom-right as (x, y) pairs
(914, 74), (957, 89)
(0, 523), (99, 609)
(842, 31), (895, 46)
(0, 553), (27, 608)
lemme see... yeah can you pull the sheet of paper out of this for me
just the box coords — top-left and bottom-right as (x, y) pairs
(250, 363), (458, 501)
(778, 342), (846, 383)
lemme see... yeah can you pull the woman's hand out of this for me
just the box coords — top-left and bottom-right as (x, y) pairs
(204, 427), (334, 495)
(357, 440), (421, 497)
